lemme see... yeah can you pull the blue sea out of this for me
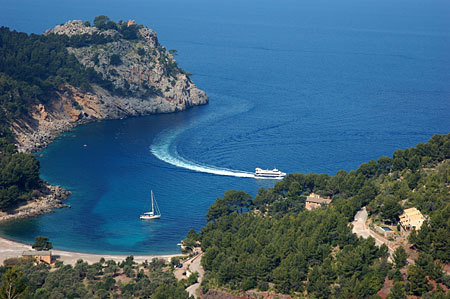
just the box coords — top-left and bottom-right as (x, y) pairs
(0, 0), (449, 254)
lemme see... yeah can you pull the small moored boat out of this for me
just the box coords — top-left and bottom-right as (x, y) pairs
(140, 190), (161, 220)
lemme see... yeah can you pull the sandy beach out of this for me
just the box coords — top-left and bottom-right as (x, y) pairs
(0, 236), (184, 265)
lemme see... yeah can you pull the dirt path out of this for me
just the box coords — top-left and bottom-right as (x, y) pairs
(186, 252), (204, 298)
(174, 248), (204, 298)
(352, 207), (416, 265)
(352, 207), (395, 256)
(352, 207), (373, 240)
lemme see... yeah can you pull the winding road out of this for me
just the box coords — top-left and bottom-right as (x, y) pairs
(352, 207), (395, 257)
(185, 252), (204, 298)
(173, 248), (204, 298)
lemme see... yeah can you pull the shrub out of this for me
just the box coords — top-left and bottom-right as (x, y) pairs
(137, 48), (146, 56)
(110, 54), (122, 66)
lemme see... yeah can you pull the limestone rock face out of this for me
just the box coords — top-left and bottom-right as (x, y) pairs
(15, 20), (208, 152)
(45, 20), (99, 37)
(64, 26), (207, 105)
(138, 27), (158, 48)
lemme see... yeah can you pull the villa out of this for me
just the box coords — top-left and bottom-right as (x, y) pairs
(399, 207), (426, 231)
(22, 250), (52, 264)
(305, 193), (332, 211)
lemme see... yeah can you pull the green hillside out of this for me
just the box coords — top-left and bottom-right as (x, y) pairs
(187, 134), (450, 298)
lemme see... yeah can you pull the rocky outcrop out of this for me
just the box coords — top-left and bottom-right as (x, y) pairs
(0, 184), (70, 224)
(14, 20), (208, 153)
(45, 20), (99, 37)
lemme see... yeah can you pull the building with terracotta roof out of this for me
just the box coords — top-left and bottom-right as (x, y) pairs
(22, 251), (52, 264)
(399, 207), (426, 231)
(305, 193), (332, 210)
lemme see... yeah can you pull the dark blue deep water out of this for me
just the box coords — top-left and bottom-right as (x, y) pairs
(0, 0), (449, 254)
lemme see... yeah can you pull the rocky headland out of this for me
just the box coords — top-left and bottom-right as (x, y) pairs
(0, 184), (70, 224)
(13, 19), (208, 153)
(1, 19), (208, 222)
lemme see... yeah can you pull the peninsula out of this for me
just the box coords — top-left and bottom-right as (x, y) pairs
(0, 16), (208, 222)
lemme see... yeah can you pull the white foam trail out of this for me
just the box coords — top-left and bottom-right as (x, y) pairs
(151, 129), (255, 178)
(149, 99), (283, 179)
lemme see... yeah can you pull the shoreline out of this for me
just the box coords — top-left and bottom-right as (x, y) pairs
(0, 235), (185, 265)
(1, 93), (208, 223)
(0, 113), (188, 260)
(0, 183), (70, 225)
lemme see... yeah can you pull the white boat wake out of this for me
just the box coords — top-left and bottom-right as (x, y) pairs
(150, 98), (261, 178)
(150, 99), (285, 179)
(150, 128), (255, 178)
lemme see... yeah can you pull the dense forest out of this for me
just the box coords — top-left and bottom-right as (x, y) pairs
(183, 134), (450, 298)
(0, 107), (40, 210)
(0, 255), (194, 298)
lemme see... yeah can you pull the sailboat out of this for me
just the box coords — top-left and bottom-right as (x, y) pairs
(140, 190), (161, 220)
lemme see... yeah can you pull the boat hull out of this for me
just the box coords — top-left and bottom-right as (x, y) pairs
(254, 168), (286, 179)
(254, 175), (285, 180)
(140, 215), (161, 220)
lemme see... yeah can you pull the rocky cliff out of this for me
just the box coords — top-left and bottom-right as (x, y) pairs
(13, 20), (208, 152)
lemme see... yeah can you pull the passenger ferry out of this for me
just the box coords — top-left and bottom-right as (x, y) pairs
(254, 168), (286, 179)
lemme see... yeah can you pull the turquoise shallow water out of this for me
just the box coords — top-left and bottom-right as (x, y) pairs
(0, 0), (449, 254)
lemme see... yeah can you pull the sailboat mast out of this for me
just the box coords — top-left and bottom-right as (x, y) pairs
(155, 196), (160, 215)
(151, 190), (154, 213)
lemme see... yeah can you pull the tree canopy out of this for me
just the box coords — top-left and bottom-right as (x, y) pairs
(0, 257), (191, 298)
(32, 236), (53, 251)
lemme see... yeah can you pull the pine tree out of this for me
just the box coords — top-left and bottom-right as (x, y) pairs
(387, 282), (406, 299)
(0, 268), (29, 299)
(393, 246), (408, 269)
(32, 236), (53, 251)
(407, 264), (429, 296)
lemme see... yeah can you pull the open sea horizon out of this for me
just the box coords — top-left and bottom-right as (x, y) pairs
(0, 0), (449, 254)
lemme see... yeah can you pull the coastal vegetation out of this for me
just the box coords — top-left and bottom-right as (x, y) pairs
(0, 135), (41, 210)
(0, 256), (192, 298)
(32, 236), (53, 251)
(0, 26), (106, 114)
(184, 134), (450, 297)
